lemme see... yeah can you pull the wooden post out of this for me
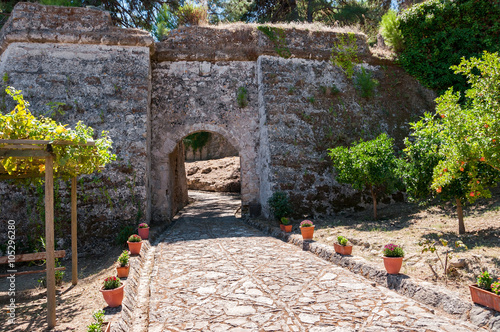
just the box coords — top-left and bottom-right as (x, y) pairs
(45, 154), (56, 329)
(71, 177), (78, 285)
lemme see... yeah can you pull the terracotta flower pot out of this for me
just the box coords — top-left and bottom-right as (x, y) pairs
(138, 227), (149, 240)
(383, 256), (403, 274)
(300, 226), (315, 240)
(334, 243), (353, 255)
(100, 284), (124, 308)
(127, 241), (142, 255)
(116, 265), (130, 278)
(102, 322), (111, 332)
(469, 284), (500, 312)
(279, 224), (285, 231)
(284, 225), (292, 233)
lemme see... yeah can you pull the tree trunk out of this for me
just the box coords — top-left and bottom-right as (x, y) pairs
(456, 198), (465, 234)
(306, 0), (314, 22)
(371, 186), (377, 220)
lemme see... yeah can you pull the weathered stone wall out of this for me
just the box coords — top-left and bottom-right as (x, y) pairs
(184, 132), (238, 161)
(257, 56), (435, 217)
(150, 60), (260, 222)
(0, 3), (153, 251)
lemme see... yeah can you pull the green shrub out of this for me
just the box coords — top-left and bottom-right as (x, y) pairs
(177, 2), (208, 26)
(379, 10), (403, 53)
(237, 87), (248, 108)
(115, 225), (135, 245)
(330, 33), (359, 79)
(328, 133), (399, 219)
(268, 191), (292, 221)
(354, 68), (378, 98)
(398, 0), (500, 95)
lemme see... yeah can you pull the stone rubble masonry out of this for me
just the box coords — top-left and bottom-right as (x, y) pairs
(244, 218), (500, 331)
(0, 3), (436, 247)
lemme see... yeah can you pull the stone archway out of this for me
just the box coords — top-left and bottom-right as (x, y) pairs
(149, 60), (261, 223)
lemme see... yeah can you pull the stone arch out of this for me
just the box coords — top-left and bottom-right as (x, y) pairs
(150, 122), (260, 223)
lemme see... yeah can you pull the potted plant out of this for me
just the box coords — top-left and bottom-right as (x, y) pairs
(334, 235), (353, 255)
(469, 271), (500, 312)
(116, 250), (130, 278)
(100, 276), (124, 308)
(383, 243), (404, 274)
(281, 217), (292, 232)
(299, 220), (314, 240)
(86, 310), (111, 332)
(138, 222), (149, 240)
(127, 234), (142, 255)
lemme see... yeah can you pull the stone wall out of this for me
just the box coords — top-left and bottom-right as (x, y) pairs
(184, 132), (238, 161)
(257, 56), (435, 217)
(0, 3), (153, 251)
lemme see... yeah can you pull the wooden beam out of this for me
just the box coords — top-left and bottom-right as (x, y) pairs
(71, 177), (78, 286)
(0, 267), (65, 278)
(45, 154), (56, 329)
(0, 149), (52, 158)
(0, 139), (95, 146)
(0, 250), (66, 264)
(0, 145), (45, 150)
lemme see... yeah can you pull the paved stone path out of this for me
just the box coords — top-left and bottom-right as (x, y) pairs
(148, 192), (481, 332)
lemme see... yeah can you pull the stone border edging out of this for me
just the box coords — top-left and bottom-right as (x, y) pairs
(111, 216), (182, 332)
(243, 218), (500, 331)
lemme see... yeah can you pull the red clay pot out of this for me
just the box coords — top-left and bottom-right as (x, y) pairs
(116, 265), (130, 278)
(469, 284), (500, 312)
(100, 284), (124, 308)
(300, 226), (315, 240)
(127, 241), (142, 255)
(383, 256), (403, 274)
(138, 227), (149, 240)
(279, 224), (285, 231)
(334, 243), (353, 255)
(283, 225), (292, 233)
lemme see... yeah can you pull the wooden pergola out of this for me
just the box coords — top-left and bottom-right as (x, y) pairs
(0, 139), (95, 329)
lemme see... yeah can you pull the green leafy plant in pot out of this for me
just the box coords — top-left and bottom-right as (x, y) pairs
(299, 220), (314, 240)
(280, 217), (292, 232)
(116, 250), (130, 278)
(334, 235), (353, 255)
(100, 276), (124, 308)
(127, 234), (142, 255)
(383, 243), (404, 274)
(138, 222), (149, 240)
(469, 271), (500, 312)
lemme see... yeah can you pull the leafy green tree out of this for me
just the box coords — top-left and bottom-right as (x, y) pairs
(401, 51), (500, 234)
(328, 133), (399, 219)
(378, 9), (402, 52)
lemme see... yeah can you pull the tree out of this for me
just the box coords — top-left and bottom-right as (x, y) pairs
(328, 133), (399, 219)
(378, 9), (403, 52)
(401, 51), (500, 234)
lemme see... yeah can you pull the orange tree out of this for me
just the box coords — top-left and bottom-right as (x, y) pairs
(400, 51), (500, 234)
(328, 133), (399, 220)
(0, 86), (115, 180)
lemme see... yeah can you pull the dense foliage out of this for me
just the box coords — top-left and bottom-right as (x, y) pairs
(0, 87), (115, 180)
(398, 0), (500, 95)
(378, 9), (402, 52)
(267, 191), (292, 221)
(328, 133), (399, 219)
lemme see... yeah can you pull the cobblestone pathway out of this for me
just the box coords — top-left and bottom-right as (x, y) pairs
(148, 192), (481, 332)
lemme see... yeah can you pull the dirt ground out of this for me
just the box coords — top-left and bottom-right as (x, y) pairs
(0, 246), (123, 331)
(270, 193), (500, 303)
